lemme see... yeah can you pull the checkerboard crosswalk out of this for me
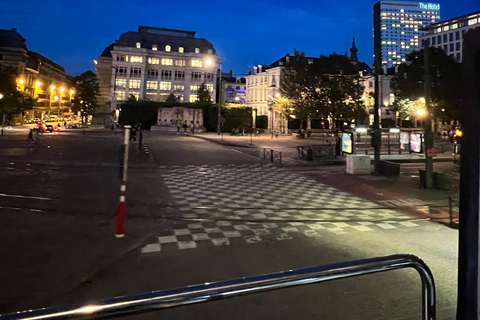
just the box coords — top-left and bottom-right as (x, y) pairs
(141, 164), (421, 254)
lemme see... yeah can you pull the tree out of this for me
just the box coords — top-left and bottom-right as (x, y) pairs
(71, 70), (100, 122)
(165, 92), (178, 103)
(391, 47), (462, 121)
(197, 82), (212, 103)
(0, 67), (36, 121)
(312, 53), (364, 129)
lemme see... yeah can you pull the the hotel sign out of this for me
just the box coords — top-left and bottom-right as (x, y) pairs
(419, 3), (440, 10)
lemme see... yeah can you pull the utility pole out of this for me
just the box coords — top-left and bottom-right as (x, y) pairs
(423, 41), (434, 189)
(457, 28), (480, 320)
(217, 64), (222, 135)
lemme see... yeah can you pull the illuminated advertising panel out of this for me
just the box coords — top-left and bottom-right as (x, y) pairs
(342, 132), (353, 154)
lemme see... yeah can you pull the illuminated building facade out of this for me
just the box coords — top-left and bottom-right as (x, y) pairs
(97, 26), (218, 122)
(0, 28), (72, 122)
(420, 11), (480, 62)
(373, 1), (440, 68)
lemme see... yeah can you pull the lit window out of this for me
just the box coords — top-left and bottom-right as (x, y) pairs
(115, 91), (125, 100)
(152, 45), (157, 51)
(148, 57), (159, 65)
(205, 84), (214, 92)
(191, 60), (203, 67)
(115, 79), (126, 88)
(179, 47), (184, 53)
(190, 85), (200, 92)
(159, 82), (171, 91)
(130, 92), (140, 100)
(161, 58), (173, 66)
(146, 81), (158, 90)
(129, 80), (141, 89)
(174, 85), (184, 92)
(190, 95), (198, 102)
(175, 60), (186, 66)
(195, 48), (200, 53)
(146, 92), (157, 100)
(165, 45), (171, 52)
(136, 42), (141, 49)
(131, 56), (143, 63)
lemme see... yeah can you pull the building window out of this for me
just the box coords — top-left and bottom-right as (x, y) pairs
(146, 92), (157, 100)
(432, 37), (436, 45)
(443, 34), (447, 43)
(205, 73), (213, 81)
(456, 42), (461, 51)
(190, 95), (198, 102)
(455, 31), (460, 41)
(130, 67), (142, 77)
(130, 92), (140, 100)
(129, 80), (141, 89)
(174, 85), (184, 92)
(449, 33), (454, 42)
(195, 48), (200, 53)
(190, 85), (200, 92)
(456, 52), (461, 62)
(205, 83), (214, 92)
(136, 42), (141, 48)
(165, 45), (171, 52)
(161, 70), (172, 80)
(116, 66), (128, 76)
(152, 45), (157, 51)
(207, 49), (212, 54)
(115, 79), (126, 88)
(191, 72), (201, 81)
(443, 44), (448, 52)
(115, 91), (125, 100)
(176, 94), (184, 102)
(175, 59), (186, 66)
(131, 56), (143, 63)
(148, 57), (159, 65)
(191, 60), (203, 67)
(369, 81), (373, 88)
(159, 82), (171, 91)
(161, 58), (173, 66)
(116, 55), (126, 61)
(146, 81), (158, 90)
(450, 43), (454, 52)
(179, 47), (184, 53)
(175, 71), (185, 81)
(147, 69), (158, 79)
(437, 35), (441, 44)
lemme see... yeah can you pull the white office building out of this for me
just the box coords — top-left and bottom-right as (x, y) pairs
(96, 26), (218, 121)
(420, 11), (480, 62)
(373, 1), (440, 68)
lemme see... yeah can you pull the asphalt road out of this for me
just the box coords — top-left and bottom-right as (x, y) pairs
(0, 129), (459, 319)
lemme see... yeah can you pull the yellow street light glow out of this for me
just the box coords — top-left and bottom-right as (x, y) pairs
(455, 130), (463, 137)
(70, 90), (75, 94)
(60, 87), (65, 92)
(19, 79), (24, 84)
(419, 97), (425, 103)
(205, 59), (212, 66)
(51, 85), (56, 90)
(0, 93), (3, 99)
(54, 96), (59, 101)
(417, 109), (426, 116)
(36, 81), (41, 86)
(275, 93), (280, 97)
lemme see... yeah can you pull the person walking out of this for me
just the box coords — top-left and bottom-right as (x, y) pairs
(27, 129), (35, 144)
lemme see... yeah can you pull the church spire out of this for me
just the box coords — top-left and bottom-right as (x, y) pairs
(349, 36), (359, 64)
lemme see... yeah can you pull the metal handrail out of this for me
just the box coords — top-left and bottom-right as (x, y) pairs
(0, 254), (435, 320)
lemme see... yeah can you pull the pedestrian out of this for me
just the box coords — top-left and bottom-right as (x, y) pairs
(130, 127), (137, 141)
(307, 130), (312, 138)
(183, 122), (187, 133)
(27, 129), (35, 143)
(176, 123), (180, 134)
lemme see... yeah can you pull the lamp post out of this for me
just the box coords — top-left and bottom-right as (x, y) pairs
(59, 87), (64, 117)
(49, 85), (55, 119)
(217, 61), (223, 135)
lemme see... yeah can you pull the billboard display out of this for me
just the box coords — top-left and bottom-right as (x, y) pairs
(342, 132), (353, 154)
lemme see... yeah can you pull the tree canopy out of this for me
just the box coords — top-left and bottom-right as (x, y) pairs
(197, 82), (212, 103)
(391, 47), (462, 120)
(0, 67), (36, 117)
(71, 70), (100, 120)
(280, 51), (365, 128)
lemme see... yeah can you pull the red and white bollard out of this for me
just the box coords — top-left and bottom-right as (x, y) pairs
(115, 125), (130, 238)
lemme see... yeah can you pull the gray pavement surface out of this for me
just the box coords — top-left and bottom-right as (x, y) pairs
(0, 128), (460, 319)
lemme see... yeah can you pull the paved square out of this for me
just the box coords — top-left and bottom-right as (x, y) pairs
(141, 164), (422, 254)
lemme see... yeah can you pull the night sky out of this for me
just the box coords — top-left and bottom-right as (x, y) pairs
(1, 0), (479, 77)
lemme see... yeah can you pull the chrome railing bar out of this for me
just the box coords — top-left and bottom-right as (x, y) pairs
(0, 254), (435, 320)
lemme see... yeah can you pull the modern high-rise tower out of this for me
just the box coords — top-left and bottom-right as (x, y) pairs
(373, 1), (440, 69)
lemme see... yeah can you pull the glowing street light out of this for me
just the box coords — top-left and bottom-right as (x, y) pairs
(417, 109), (426, 116)
(0, 93), (3, 99)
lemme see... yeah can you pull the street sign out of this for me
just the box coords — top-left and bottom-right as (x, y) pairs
(426, 148), (437, 157)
